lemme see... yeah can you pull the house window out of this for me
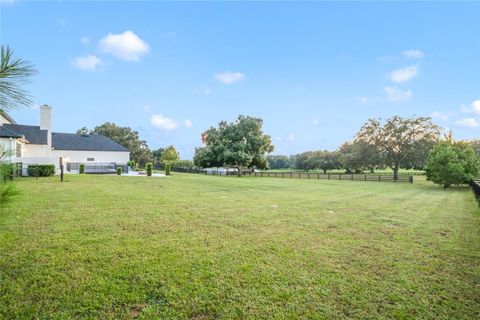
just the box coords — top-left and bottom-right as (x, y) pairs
(15, 142), (22, 158)
(87, 158), (94, 161)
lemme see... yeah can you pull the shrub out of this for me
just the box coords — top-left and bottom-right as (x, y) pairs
(27, 164), (55, 177)
(127, 160), (135, 168)
(163, 160), (195, 169)
(79, 164), (85, 174)
(0, 182), (18, 207)
(0, 164), (14, 181)
(146, 163), (152, 176)
(426, 141), (480, 188)
(117, 167), (122, 175)
(165, 163), (171, 176)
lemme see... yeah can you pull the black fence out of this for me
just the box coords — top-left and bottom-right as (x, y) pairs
(470, 180), (480, 208)
(241, 171), (413, 183)
(171, 167), (413, 183)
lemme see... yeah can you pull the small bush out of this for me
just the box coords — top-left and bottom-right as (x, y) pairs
(79, 164), (85, 174)
(27, 164), (55, 177)
(127, 160), (135, 168)
(165, 163), (171, 176)
(146, 163), (152, 176)
(117, 167), (122, 175)
(0, 182), (18, 207)
(0, 164), (14, 181)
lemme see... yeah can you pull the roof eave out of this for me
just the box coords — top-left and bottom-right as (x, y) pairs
(0, 109), (17, 124)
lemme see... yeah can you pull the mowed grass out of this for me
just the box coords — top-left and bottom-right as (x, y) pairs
(0, 174), (479, 319)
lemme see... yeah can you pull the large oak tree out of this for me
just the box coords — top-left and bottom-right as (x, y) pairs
(194, 115), (274, 174)
(356, 116), (441, 179)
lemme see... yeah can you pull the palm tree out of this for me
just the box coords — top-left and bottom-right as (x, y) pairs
(0, 45), (36, 111)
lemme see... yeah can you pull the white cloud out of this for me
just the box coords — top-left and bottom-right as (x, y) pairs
(357, 96), (368, 104)
(215, 72), (246, 84)
(286, 134), (295, 141)
(80, 37), (91, 46)
(0, 0), (17, 6)
(403, 50), (425, 58)
(461, 99), (480, 114)
(99, 30), (149, 61)
(430, 111), (449, 121)
(184, 119), (193, 128)
(312, 119), (319, 125)
(74, 55), (101, 71)
(384, 86), (412, 102)
(473, 100), (480, 114)
(56, 18), (67, 27)
(150, 114), (178, 130)
(389, 65), (418, 83)
(455, 118), (479, 128)
(194, 87), (212, 95)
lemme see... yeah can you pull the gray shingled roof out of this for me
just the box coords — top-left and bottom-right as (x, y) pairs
(1, 124), (128, 152)
(52, 133), (129, 152)
(0, 125), (23, 138)
(3, 124), (48, 144)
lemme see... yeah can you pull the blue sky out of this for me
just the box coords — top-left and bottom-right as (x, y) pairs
(1, 1), (479, 158)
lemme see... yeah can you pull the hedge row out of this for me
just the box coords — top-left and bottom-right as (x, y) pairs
(27, 164), (55, 177)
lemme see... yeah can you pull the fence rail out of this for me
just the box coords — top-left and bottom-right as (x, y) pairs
(470, 180), (480, 208)
(171, 167), (413, 183)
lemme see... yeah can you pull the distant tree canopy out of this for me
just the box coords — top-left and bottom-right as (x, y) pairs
(468, 139), (480, 157)
(194, 115), (274, 172)
(151, 147), (164, 167)
(426, 138), (480, 188)
(338, 141), (381, 173)
(356, 116), (441, 179)
(76, 127), (89, 135)
(77, 123), (153, 167)
(266, 155), (292, 170)
(293, 150), (342, 173)
(161, 145), (180, 162)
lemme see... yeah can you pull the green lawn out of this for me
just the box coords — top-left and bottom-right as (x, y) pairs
(1, 174), (479, 319)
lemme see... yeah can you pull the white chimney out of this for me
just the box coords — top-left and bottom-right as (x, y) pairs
(40, 104), (52, 150)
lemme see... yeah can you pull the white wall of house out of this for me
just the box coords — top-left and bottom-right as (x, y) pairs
(21, 144), (51, 158)
(0, 137), (25, 163)
(51, 150), (129, 164)
(0, 137), (14, 161)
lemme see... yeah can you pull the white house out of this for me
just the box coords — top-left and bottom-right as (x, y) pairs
(0, 105), (130, 173)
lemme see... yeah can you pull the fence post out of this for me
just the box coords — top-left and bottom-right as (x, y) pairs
(409, 176), (413, 184)
(318, 173), (320, 179)
(282, 172), (284, 178)
(351, 174), (353, 180)
(308, 173), (310, 179)
(339, 174), (342, 181)
(328, 174), (330, 180)
(378, 175), (381, 181)
(299, 172), (301, 178)
(364, 174), (367, 181)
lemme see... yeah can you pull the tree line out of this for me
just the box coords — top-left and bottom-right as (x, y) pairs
(77, 123), (180, 168)
(269, 117), (480, 180)
(192, 114), (479, 186)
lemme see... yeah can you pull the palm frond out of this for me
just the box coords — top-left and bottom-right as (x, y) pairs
(0, 45), (37, 111)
